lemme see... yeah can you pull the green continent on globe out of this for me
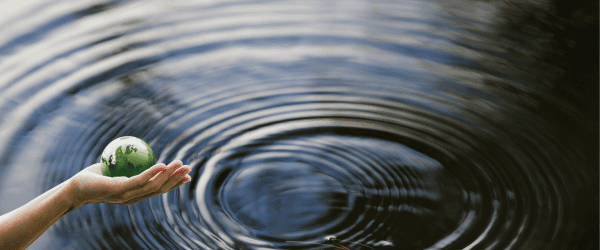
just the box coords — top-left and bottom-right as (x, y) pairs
(100, 136), (156, 178)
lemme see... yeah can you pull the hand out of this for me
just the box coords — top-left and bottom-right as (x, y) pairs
(67, 160), (192, 207)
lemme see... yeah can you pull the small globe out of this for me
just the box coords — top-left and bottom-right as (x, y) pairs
(101, 136), (156, 178)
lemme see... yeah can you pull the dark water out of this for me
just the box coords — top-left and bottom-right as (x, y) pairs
(0, 0), (597, 249)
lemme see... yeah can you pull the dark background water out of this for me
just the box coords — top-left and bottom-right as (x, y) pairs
(0, 0), (597, 249)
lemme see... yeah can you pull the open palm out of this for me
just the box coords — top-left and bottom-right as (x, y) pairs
(68, 160), (192, 207)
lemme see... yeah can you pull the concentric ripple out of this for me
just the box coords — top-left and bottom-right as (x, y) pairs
(0, 0), (596, 250)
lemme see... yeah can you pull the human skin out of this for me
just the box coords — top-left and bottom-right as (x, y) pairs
(0, 160), (192, 250)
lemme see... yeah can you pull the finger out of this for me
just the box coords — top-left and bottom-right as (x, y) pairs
(168, 176), (190, 192)
(123, 175), (191, 205)
(121, 161), (183, 200)
(159, 176), (190, 196)
(159, 166), (191, 194)
(172, 174), (191, 190)
(148, 160), (185, 186)
(165, 160), (184, 178)
(125, 163), (168, 190)
(168, 165), (191, 183)
(164, 173), (192, 194)
(117, 164), (167, 200)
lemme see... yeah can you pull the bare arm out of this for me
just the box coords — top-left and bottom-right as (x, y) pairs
(0, 160), (191, 250)
(0, 180), (74, 250)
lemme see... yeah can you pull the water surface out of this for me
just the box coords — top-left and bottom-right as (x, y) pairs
(0, 0), (597, 249)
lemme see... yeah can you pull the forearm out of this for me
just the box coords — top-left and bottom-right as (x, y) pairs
(0, 179), (77, 250)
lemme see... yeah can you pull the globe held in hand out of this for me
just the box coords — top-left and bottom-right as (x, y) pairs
(101, 136), (156, 178)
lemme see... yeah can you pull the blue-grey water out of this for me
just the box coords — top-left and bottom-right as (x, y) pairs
(0, 0), (597, 249)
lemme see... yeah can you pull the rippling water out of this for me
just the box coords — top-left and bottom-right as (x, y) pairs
(0, 0), (597, 249)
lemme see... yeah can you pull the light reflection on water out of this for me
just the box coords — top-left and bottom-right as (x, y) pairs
(0, 0), (596, 249)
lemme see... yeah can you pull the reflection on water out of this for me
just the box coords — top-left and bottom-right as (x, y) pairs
(0, 0), (596, 249)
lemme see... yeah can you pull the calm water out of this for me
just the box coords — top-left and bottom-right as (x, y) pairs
(0, 0), (597, 249)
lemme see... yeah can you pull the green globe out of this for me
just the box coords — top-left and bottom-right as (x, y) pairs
(101, 136), (156, 178)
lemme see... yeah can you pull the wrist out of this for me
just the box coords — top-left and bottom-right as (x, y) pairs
(64, 178), (85, 209)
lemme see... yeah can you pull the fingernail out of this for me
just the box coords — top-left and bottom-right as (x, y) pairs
(171, 170), (187, 180)
(177, 172), (189, 181)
